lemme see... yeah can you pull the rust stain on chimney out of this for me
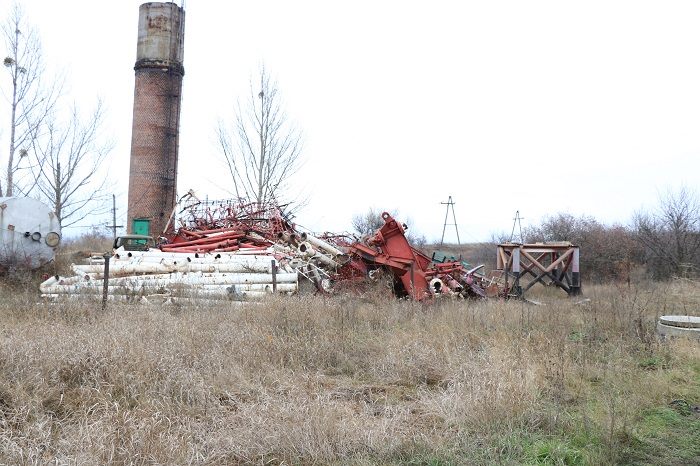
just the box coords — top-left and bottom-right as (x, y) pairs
(127, 2), (185, 237)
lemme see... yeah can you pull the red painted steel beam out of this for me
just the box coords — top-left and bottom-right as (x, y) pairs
(370, 213), (430, 300)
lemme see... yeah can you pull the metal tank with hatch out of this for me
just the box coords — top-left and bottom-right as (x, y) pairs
(0, 197), (61, 270)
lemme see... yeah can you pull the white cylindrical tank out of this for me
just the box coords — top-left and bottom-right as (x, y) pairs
(0, 197), (61, 269)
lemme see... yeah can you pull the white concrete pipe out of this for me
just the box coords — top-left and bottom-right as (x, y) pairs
(429, 278), (448, 294)
(297, 242), (339, 268)
(65, 282), (298, 293)
(41, 272), (297, 293)
(277, 231), (297, 245)
(299, 232), (344, 257)
(297, 241), (313, 256)
(313, 252), (340, 269)
(72, 261), (280, 276)
(40, 283), (293, 297)
(79, 271), (295, 283)
(112, 251), (275, 264)
(41, 293), (258, 305)
(119, 272), (297, 286)
(42, 289), (270, 300)
(79, 253), (277, 267)
(179, 288), (294, 298)
(197, 283), (296, 292)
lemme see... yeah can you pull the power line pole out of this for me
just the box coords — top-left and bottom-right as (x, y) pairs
(110, 194), (123, 241)
(440, 195), (460, 246)
(510, 210), (524, 243)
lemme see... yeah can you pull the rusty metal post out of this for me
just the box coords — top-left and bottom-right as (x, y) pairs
(504, 256), (509, 297)
(271, 259), (277, 293)
(102, 253), (111, 310)
(410, 262), (415, 298)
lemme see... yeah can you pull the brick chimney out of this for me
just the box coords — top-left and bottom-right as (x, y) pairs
(127, 2), (185, 237)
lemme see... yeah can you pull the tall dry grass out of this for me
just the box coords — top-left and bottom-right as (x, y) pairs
(0, 280), (698, 464)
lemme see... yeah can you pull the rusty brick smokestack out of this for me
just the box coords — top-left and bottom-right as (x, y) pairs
(127, 2), (185, 237)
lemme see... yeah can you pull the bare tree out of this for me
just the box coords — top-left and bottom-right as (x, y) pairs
(352, 207), (427, 247)
(28, 101), (113, 228)
(217, 66), (302, 207)
(523, 213), (600, 244)
(1, 3), (59, 196)
(634, 187), (700, 278)
(352, 207), (393, 237)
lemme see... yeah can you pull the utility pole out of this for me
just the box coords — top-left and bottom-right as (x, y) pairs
(440, 196), (460, 246)
(110, 194), (123, 241)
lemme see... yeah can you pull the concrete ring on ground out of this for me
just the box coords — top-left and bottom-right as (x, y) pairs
(657, 315), (700, 340)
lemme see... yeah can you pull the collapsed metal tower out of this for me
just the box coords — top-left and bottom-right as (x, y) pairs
(127, 2), (185, 238)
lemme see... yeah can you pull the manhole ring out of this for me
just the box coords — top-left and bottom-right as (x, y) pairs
(659, 315), (700, 329)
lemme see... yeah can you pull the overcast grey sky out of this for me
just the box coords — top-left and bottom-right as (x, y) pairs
(1, 1), (698, 241)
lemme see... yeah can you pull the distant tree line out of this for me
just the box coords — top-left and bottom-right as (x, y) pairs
(350, 187), (699, 283)
(520, 187), (699, 282)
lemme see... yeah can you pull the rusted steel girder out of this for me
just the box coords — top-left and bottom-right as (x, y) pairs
(347, 212), (430, 300)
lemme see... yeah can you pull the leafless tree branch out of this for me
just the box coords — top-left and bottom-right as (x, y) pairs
(633, 186), (700, 278)
(1, 3), (61, 196)
(217, 65), (303, 207)
(28, 100), (114, 228)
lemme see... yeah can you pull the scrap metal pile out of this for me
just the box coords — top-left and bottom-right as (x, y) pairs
(342, 211), (498, 300)
(41, 199), (502, 303)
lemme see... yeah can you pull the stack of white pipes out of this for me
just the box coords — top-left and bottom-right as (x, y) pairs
(40, 249), (298, 302)
(74, 253), (293, 277)
(40, 232), (345, 302)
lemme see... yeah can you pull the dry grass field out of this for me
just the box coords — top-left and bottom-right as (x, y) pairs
(0, 279), (698, 465)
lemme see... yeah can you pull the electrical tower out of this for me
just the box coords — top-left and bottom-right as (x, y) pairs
(510, 210), (524, 243)
(440, 196), (461, 246)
